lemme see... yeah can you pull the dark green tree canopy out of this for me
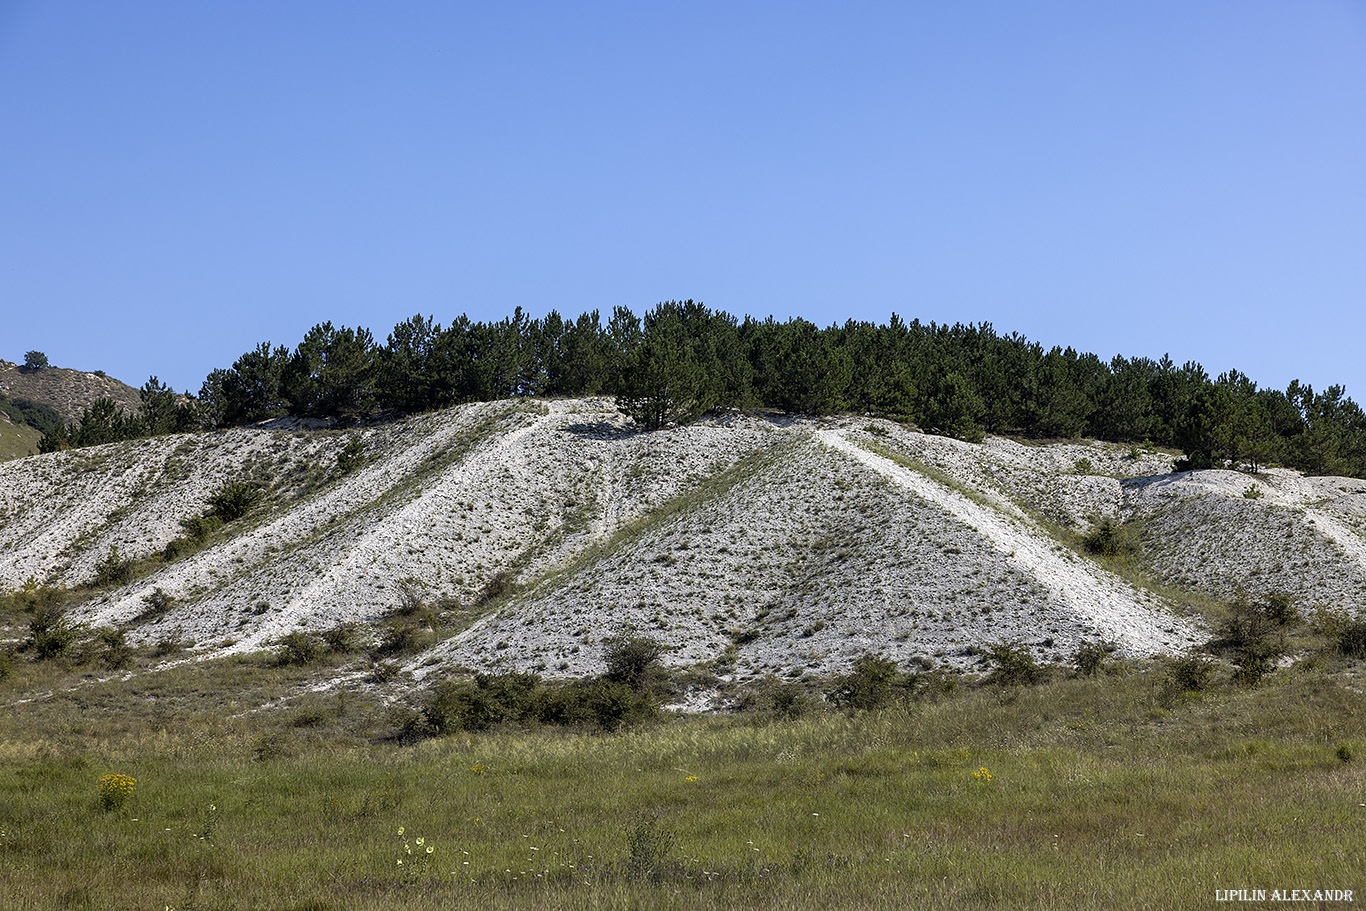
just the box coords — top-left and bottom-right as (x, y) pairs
(40, 302), (1366, 480)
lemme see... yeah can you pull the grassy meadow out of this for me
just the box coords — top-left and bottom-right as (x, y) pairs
(2, 637), (1364, 911)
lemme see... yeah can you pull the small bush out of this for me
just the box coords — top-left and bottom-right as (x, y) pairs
(92, 545), (133, 587)
(28, 608), (77, 659)
(207, 481), (263, 522)
(1073, 640), (1115, 677)
(603, 636), (666, 692)
(1232, 657), (1275, 688)
(418, 672), (656, 734)
(253, 732), (293, 762)
(375, 622), (429, 657)
(474, 571), (514, 607)
(827, 654), (904, 710)
(97, 627), (133, 669)
(986, 641), (1048, 687)
(178, 515), (223, 542)
(151, 637), (185, 657)
(1339, 620), (1366, 659)
(274, 631), (320, 666)
(1073, 457), (1095, 475)
(2, 580), (74, 615)
(1169, 654), (1216, 692)
(336, 435), (366, 474)
(322, 625), (358, 653)
(730, 627), (761, 645)
(1263, 592), (1299, 627)
(1208, 593), (1285, 684)
(1082, 520), (1137, 560)
(584, 678), (657, 731)
(732, 676), (814, 718)
(1243, 484), (1264, 500)
(395, 581), (425, 616)
(134, 588), (176, 623)
(97, 774), (135, 811)
(161, 537), (192, 560)
(624, 812), (675, 881)
(908, 667), (960, 701)
(422, 672), (545, 733)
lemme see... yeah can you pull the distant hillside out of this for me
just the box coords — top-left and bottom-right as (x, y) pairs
(0, 358), (142, 424)
(0, 412), (42, 461)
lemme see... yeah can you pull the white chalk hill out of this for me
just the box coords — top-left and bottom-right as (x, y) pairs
(4, 397), (1366, 679)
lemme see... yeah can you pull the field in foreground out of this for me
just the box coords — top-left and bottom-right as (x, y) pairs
(2, 652), (1364, 910)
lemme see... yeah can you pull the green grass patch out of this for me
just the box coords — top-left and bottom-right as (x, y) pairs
(0, 421), (42, 461)
(1, 648), (1364, 909)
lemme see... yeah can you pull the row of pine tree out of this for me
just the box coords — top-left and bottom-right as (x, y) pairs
(40, 301), (1366, 478)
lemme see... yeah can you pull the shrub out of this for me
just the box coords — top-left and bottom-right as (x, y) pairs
(1263, 592), (1299, 627)
(623, 812), (675, 881)
(473, 571), (514, 607)
(395, 580), (425, 616)
(985, 641), (1048, 687)
(161, 537), (191, 560)
(2, 580), (74, 615)
(1169, 654), (1216, 692)
(1208, 593), (1285, 685)
(603, 635), (666, 692)
(908, 667), (960, 701)
(274, 631), (320, 666)
(134, 588), (176, 623)
(418, 672), (655, 734)
(92, 545), (133, 587)
(1072, 640), (1115, 677)
(336, 435), (366, 474)
(826, 654), (904, 709)
(1339, 620), (1366, 659)
(97, 627), (133, 669)
(178, 515), (223, 542)
(1243, 484), (1264, 500)
(1082, 520), (1137, 560)
(1232, 657), (1275, 688)
(421, 672), (545, 733)
(28, 608), (76, 659)
(207, 481), (263, 522)
(1073, 457), (1095, 475)
(151, 637), (186, 657)
(322, 625), (358, 653)
(584, 678), (657, 731)
(375, 621), (429, 657)
(733, 676), (814, 718)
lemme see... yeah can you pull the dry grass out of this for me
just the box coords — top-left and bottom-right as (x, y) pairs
(1, 641), (1363, 910)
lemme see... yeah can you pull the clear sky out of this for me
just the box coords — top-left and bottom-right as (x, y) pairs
(2, 1), (1363, 400)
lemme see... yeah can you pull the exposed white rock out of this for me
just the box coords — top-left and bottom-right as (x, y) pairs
(1, 398), (1362, 683)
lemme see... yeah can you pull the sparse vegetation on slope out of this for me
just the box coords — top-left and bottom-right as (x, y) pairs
(1, 618), (1364, 910)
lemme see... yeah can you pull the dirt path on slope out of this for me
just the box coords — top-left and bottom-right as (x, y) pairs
(818, 430), (1202, 655)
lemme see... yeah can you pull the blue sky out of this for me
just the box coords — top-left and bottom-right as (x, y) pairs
(2, 2), (1363, 400)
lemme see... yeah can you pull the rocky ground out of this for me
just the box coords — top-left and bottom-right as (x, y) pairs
(2, 397), (1364, 685)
